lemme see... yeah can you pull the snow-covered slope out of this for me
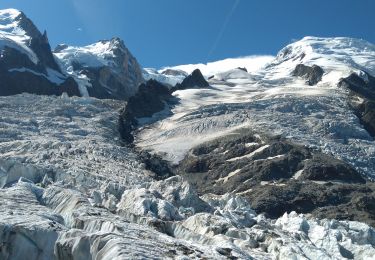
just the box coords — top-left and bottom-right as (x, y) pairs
(143, 67), (187, 87)
(136, 37), (375, 178)
(0, 9), (39, 63)
(266, 36), (375, 83)
(163, 55), (275, 76)
(54, 37), (144, 99)
(143, 55), (274, 86)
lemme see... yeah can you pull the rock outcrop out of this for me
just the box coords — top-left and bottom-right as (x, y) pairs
(292, 64), (324, 85)
(339, 71), (375, 136)
(119, 79), (173, 143)
(171, 69), (209, 91)
(176, 130), (375, 225)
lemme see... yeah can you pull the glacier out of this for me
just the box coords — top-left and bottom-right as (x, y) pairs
(0, 8), (375, 258)
(137, 37), (375, 178)
(0, 87), (373, 258)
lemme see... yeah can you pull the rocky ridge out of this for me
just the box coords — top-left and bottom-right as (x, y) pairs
(0, 9), (143, 100)
(0, 9), (80, 97)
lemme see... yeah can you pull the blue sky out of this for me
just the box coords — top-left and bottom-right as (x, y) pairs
(1, 0), (374, 68)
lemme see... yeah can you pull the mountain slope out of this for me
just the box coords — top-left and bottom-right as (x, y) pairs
(0, 9), (80, 96)
(54, 38), (144, 99)
(0, 9), (143, 100)
(133, 36), (375, 229)
(136, 37), (375, 178)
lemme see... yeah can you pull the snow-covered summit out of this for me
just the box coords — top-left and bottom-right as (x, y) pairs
(55, 37), (129, 69)
(0, 8), (24, 33)
(165, 55), (275, 76)
(266, 36), (375, 83)
(145, 37), (375, 88)
(0, 8), (38, 63)
(143, 55), (274, 87)
(54, 37), (144, 99)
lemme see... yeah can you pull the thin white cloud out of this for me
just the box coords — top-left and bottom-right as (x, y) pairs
(207, 0), (241, 60)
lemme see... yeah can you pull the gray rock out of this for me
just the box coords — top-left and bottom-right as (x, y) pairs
(292, 64), (324, 85)
(118, 79), (173, 143)
(172, 69), (209, 92)
(176, 130), (375, 225)
(339, 71), (375, 136)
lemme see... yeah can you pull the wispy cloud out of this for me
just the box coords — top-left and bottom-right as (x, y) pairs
(77, 27), (83, 32)
(207, 0), (241, 60)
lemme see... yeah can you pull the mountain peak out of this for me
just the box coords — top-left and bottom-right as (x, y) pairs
(265, 36), (375, 84)
(0, 8), (22, 20)
(53, 37), (144, 99)
(0, 8), (34, 38)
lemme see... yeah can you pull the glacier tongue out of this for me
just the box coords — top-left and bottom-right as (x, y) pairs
(0, 92), (374, 258)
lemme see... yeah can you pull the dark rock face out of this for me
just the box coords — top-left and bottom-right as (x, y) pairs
(172, 69), (209, 92)
(248, 181), (375, 224)
(176, 130), (375, 226)
(339, 72), (375, 137)
(0, 68), (80, 97)
(358, 101), (375, 136)
(339, 72), (375, 99)
(0, 11), (80, 97)
(138, 151), (174, 180)
(15, 12), (61, 72)
(119, 80), (173, 143)
(88, 39), (144, 100)
(125, 80), (172, 119)
(301, 154), (365, 183)
(292, 64), (324, 85)
(237, 67), (248, 72)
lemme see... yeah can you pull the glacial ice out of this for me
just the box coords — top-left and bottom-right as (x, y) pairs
(1, 36), (375, 259)
(137, 37), (375, 178)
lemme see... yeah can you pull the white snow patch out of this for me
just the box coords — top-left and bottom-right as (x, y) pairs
(227, 145), (270, 162)
(293, 169), (304, 180)
(216, 169), (241, 183)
